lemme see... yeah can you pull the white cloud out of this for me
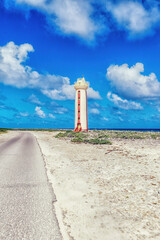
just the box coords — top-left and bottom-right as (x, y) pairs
(5, 0), (160, 42)
(35, 106), (46, 118)
(107, 92), (143, 110)
(106, 1), (160, 38)
(42, 84), (101, 100)
(34, 106), (56, 118)
(88, 87), (101, 100)
(0, 41), (34, 88)
(54, 107), (68, 114)
(14, 0), (102, 42)
(0, 41), (100, 100)
(0, 41), (69, 89)
(28, 94), (43, 105)
(61, 84), (75, 99)
(90, 108), (100, 115)
(49, 113), (55, 119)
(19, 112), (29, 117)
(42, 85), (75, 100)
(48, 0), (99, 41)
(42, 83), (101, 101)
(106, 63), (160, 99)
(16, 0), (45, 7)
(42, 89), (66, 100)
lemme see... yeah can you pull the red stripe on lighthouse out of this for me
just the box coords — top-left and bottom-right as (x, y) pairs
(74, 90), (82, 132)
(85, 90), (88, 131)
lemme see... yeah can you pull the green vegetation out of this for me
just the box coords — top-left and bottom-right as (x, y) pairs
(55, 131), (87, 139)
(55, 130), (112, 145)
(55, 132), (67, 138)
(150, 133), (160, 139)
(1, 128), (159, 142)
(71, 137), (84, 143)
(71, 137), (111, 144)
(98, 134), (109, 138)
(107, 130), (160, 140)
(87, 138), (112, 145)
(114, 133), (144, 139)
(0, 128), (8, 134)
(55, 129), (160, 144)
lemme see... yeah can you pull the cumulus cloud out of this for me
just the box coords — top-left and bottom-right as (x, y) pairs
(0, 41), (100, 100)
(107, 92), (143, 110)
(106, 0), (160, 38)
(0, 41), (34, 88)
(4, 0), (160, 41)
(106, 62), (160, 99)
(6, 0), (160, 42)
(41, 89), (65, 100)
(42, 84), (75, 100)
(88, 87), (101, 100)
(0, 41), (69, 90)
(90, 108), (100, 115)
(42, 84), (101, 100)
(35, 106), (45, 118)
(12, 0), (103, 42)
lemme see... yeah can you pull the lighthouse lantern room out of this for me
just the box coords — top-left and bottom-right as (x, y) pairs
(74, 77), (88, 132)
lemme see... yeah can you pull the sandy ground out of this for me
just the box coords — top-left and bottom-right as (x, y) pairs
(0, 131), (17, 144)
(29, 132), (159, 239)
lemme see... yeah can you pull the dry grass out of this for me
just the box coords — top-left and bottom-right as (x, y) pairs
(55, 130), (160, 144)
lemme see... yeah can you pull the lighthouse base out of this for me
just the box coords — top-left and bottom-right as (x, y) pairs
(74, 123), (82, 132)
(74, 123), (88, 132)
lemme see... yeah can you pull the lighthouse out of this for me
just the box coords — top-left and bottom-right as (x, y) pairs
(74, 77), (88, 132)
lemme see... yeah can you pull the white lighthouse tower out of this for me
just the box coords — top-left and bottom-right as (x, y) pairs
(74, 77), (88, 132)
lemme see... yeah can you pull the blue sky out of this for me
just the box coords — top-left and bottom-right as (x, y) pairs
(0, 0), (160, 129)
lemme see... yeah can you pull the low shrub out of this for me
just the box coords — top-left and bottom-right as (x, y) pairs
(114, 133), (144, 139)
(71, 137), (84, 143)
(99, 139), (112, 144)
(88, 138), (112, 145)
(55, 132), (67, 138)
(0, 129), (8, 134)
(98, 134), (109, 138)
(66, 130), (73, 133)
(132, 135), (144, 139)
(151, 134), (160, 139)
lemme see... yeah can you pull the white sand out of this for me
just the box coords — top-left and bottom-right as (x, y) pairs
(0, 131), (17, 144)
(32, 131), (160, 240)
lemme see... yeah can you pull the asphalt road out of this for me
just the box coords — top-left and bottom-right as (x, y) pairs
(0, 132), (62, 240)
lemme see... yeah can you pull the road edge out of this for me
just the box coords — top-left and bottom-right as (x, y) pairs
(33, 133), (64, 240)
